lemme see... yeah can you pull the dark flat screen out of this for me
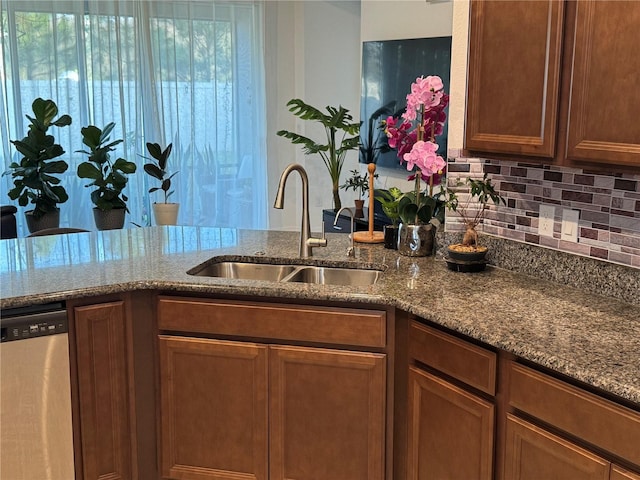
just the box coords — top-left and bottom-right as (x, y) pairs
(360, 37), (452, 171)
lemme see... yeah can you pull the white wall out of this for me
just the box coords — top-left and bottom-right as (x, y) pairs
(361, 0), (453, 42)
(265, 1), (361, 232)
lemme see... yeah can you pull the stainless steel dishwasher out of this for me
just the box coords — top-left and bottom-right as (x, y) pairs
(1, 302), (75, 479)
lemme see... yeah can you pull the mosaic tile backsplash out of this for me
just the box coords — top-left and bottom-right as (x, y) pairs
(445, 155), (640, 269)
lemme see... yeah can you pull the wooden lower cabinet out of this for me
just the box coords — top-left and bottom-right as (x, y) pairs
(407, 367), (494, 480)
(612, 466), (640, 480)
(159, 336), (268, 480)
(504, 414), (610, 480)
(73, 301), (133, 480)
(158, 336), (386, 480)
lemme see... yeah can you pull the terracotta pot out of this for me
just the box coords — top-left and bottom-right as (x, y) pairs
(153, 203), (179, 226)
(354, 199), (365, 218)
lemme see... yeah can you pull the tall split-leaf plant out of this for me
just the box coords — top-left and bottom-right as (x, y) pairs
(277, 99), (360, 211)
(4, 98), (72, 219)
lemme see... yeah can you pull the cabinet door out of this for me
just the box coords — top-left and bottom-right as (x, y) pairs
(465, 0), (565, 157)
(565, 1), (640, 167)
(269, 345), (386, 480)
(504, 414), (609, 480)
(612, 465), (640, 480)
(74, 301), (132, 480)
(159, 336), (268, 480)
(407, 367), (494, 480)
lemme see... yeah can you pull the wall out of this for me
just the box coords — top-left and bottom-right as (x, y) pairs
(447, 0), (640, 269)
(265, 1), (361, 232)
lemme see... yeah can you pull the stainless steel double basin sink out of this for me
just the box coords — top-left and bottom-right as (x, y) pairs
(187, 260), (382, 286)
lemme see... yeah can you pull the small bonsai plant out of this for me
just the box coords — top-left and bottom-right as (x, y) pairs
(277, 99), (360, 211)
(142, 142), (177, 203)
(77, 122), (137, 212)
(446, 173), (505, 253)
(340, 169), (378, 200)
(3, 98), (72, 223)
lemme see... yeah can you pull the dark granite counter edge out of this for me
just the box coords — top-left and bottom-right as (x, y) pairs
(4, 278), (639, 405)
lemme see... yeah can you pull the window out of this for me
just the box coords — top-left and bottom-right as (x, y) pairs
(1, 0), (267, 234)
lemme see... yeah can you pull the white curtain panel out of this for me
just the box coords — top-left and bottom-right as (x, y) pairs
(0, 0), (268, 235)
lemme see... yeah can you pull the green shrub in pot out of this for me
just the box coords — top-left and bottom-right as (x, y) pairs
(3, 98), (72, 231)
(77, 122), (137, 229)
(77, 122), (137, 211)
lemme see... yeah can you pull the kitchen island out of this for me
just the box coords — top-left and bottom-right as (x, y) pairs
(1, 226), (639, 479)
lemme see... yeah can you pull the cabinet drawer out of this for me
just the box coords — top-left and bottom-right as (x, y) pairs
(509, 362), (640, 468)
(157, 296), (386, 347)
(409, 321), (496, 395)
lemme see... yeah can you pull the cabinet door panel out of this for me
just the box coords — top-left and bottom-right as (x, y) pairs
(612, 465), (640, 480)
(566, 1), (640, 167)
(269, 345), (386, 480)
(504, 414), (609, 480)
(466, 0), (564, 157)
(407, 367), (494, 480)
(74, 301), (132, 480)
(159, 336), (268, 480)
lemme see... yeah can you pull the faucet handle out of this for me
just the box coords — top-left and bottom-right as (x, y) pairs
(307, 221), (328, 248)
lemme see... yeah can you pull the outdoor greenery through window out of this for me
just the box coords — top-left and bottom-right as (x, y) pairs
(0, 0), (268, 235)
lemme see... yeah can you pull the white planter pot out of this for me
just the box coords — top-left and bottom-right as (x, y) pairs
(153, 203), (179, 226)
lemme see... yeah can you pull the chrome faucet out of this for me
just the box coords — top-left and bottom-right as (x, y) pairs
(334, 207), (356, 257)
(274, 163), (327, 258)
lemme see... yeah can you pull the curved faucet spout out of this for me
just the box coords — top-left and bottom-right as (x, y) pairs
(274, 163), (326, 258)
(334, 207), (356, 257)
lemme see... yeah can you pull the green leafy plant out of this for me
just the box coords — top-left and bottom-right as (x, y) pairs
(141, 142), (177, 203)
(445, 173), (505, 248)
(375, 187), (403, 226)
(77, 122), (137, 211)
(277, 99), (360, 211)
(397, 175), (449, 227)
(3, 98), (71, 218)
(340, 169), (378, 200)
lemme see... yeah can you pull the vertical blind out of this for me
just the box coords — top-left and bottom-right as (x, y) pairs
(0, 0), (268, 235)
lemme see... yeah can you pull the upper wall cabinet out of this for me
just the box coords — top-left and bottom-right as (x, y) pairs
(465, 0), (640, 171)
(465, 0), (564, 158)
(566, 2), (640, 168)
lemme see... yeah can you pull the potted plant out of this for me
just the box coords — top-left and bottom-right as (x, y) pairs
(3, 98), (72, 233)
(141, 142), (179, 225)
(384, 75), (449, 256)
(445, 173), (505, 262)
(77, 122), (137, 230)
(277, 99), (360, 212)
(375, 187), (403, 249)
(340, 168), (378, 218)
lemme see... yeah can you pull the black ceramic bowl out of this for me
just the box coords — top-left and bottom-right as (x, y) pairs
(447, 244), (488, 262)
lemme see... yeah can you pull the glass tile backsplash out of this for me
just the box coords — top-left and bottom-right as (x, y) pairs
(445, 154), (640, 268)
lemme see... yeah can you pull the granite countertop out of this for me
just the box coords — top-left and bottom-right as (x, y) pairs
(1, 226), (639, 405)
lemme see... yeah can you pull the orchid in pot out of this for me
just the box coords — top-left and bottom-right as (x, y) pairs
(384, 75), (449, 256)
